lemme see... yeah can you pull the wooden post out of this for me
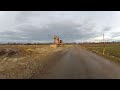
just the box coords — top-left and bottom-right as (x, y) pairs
(103, 34), (105, 55)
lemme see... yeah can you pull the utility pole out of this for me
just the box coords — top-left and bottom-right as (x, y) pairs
(103, 34), (105, 55)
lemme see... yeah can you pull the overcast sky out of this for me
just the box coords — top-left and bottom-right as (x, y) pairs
(0, 11), (120, 43)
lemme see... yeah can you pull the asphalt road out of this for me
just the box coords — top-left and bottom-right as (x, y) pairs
(30, 46), (120, 79)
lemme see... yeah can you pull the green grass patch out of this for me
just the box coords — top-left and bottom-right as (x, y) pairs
(81, 44), (120, 63)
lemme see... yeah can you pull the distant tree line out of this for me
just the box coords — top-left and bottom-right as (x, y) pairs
(0, 42), (53, 45)
(0, 41), (119, 45)
(78, 41), (120, 44)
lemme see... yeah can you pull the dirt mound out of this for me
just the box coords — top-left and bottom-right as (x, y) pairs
(0, 48), (23, 57)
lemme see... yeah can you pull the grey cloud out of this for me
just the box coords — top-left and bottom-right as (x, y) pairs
(102, 26), (112, 32)
(0, 11), (117, 43)
(110, 32), (120, 38)
(0, 20), (101, 43)
(15, 11), (57, 24)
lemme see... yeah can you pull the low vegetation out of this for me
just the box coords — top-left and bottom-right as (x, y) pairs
(81, 43), (120, 63)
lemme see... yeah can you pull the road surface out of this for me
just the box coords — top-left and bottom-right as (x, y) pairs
(30, 46), (120, 79)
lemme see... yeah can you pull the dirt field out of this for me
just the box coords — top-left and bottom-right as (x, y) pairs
(0, 44), (120, 79)
(0, 45), (71, 79)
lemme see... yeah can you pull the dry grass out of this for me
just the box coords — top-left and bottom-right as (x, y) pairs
(0, 45), (65, 79)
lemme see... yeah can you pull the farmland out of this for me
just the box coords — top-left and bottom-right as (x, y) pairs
(0, 44), (120, 79)
(80, 43), (120, 63)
